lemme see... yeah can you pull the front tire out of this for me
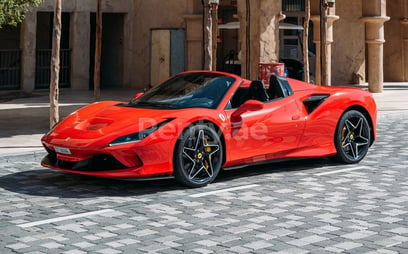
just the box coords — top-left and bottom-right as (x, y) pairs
(332, 110), (371, 163)
(174, 124), (223, 187)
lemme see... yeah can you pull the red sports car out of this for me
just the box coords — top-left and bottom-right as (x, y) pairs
(41, 71), (377, 187)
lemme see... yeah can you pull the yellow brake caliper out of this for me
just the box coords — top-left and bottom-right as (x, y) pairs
(203, 138), (212, 170)
(341, 126), (347, 145)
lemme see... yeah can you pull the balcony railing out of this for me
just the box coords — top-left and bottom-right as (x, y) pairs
(0, 49), (21, 90)
(35, 49), (71, 89)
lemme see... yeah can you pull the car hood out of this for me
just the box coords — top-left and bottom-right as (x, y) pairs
(42, 101), (180, 147)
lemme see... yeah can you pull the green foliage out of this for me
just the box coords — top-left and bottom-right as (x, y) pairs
(0, 0), (43, 27)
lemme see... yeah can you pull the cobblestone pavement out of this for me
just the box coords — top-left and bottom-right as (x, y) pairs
(0, 113), (407, 254)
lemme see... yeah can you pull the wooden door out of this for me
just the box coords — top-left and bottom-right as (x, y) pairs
(150, 29), (185, 86)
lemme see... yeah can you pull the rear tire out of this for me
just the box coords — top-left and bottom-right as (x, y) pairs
(332, 110), (371, 163)
(174, 125), (223, 188)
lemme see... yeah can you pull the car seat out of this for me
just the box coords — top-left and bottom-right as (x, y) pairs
(268, 74), (285, 99)
(247, 80), (269, 101)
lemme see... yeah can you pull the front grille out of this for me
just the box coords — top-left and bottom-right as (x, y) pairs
(43, 151), (129, 172)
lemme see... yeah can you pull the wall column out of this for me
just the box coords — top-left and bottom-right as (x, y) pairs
(237, 0), (281, 80)
(310, 14), (321, 85)
(324, 15), (338, 85)
(310, 1), (338, 85)
(401, 0), (408, 81)
(361, 0), (389, 93)
(20, 11), (37, 92)
(70, 12), (90, 90)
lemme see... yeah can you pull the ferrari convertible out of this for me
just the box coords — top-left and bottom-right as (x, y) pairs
(41, 71), (377, 187)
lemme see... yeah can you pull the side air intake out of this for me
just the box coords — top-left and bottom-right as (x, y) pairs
(303, 94), (329, 114)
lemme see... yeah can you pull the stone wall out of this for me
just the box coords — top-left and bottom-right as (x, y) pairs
(131, 0), (195, 88)
(259, 1), (280, 63)
(18, 0), (135, 91)
(9, 0), (408, 92)
(237, 0), (281, 80)
(332, 0), (365, 84)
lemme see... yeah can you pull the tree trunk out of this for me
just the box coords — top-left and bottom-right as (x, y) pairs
(320, 0), (328, 86)
(211, 5), (218, 71)
(203, 3), (212, 70)
(94, 0), (102, 101)
(303, 0), (310, 83)
(49, 0), (62, 128)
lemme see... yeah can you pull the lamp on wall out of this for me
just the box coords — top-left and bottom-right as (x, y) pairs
(209, 0), (220, 10)
(327, 0), (335, 8)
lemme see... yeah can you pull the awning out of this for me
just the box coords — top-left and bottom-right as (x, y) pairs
(279, 22), (304, 30)
(218, 21), (304, 30)
(218, 21), (240, 29)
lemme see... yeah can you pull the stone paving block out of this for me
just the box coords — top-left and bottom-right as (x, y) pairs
(40, 241), (64, 249)
(387, 227), (408, 235)
(95, 248), (122, 254)
(72, 241), (96, 249)
(243, 240), (274, 250)
(5, 242), (30, 251)
(63, 249), (87, 254)
(364, 249), (400, 254)
(376, 236), (407, 248)
(191, 248), (214, 254)
(307, 225), (341, 235)
(341, 230), (378, 240)
(55, 223), (88, 233)
(228, 245), (252, 253)
(82, 235), (101, 241)
(330, 241), (364, 252)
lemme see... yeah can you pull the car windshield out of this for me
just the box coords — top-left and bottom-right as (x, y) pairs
(129, 72), (235, 109)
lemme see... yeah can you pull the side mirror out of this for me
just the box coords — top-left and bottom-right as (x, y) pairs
(132, 92), (144, 100)
(231, 100), (264, 122)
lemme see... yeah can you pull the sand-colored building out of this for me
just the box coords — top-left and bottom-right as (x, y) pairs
(0, 0), (406, 93)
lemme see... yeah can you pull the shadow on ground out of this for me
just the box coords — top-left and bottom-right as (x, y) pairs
(0, 89), (133, 138)
(0, 105), (84, 137)
(0, 158), (333, 198)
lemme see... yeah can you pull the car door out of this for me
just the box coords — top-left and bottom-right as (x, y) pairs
(225, 97), (306, 164)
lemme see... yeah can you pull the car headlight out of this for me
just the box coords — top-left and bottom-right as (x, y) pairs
(108, 119), (173, 147)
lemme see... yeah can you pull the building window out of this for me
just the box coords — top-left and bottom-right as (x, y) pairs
(282, 0), (305, 12)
